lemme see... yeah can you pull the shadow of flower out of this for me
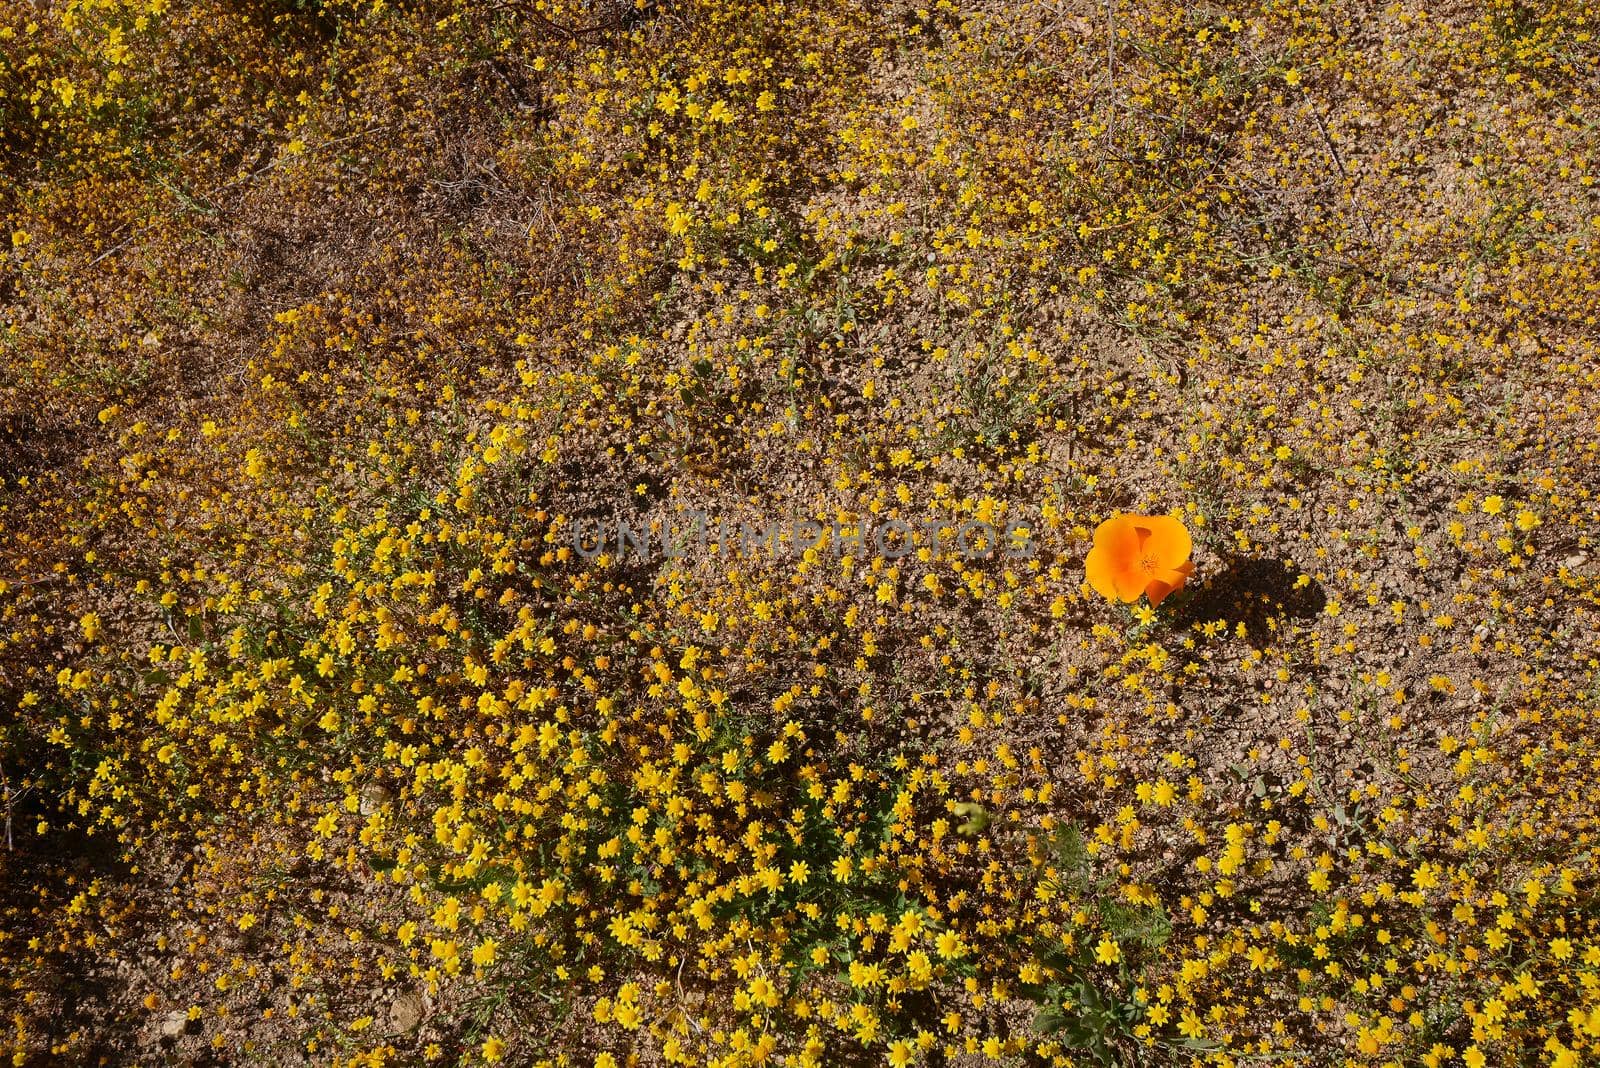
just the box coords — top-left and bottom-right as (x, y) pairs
(1168, 555), (1327, 649)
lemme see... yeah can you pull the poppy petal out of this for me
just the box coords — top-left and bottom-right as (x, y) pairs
(1134, 514), (1192, 570)
(1093, 513), (1141, 554)
(1084, 543), (1121, 601)
(1087, 515), (1144, 602)
(1112, 564), (1147, 602)
(1145, 567), (1191, 608)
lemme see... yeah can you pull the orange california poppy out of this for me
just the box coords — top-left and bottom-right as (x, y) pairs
(1084, 513), (1195, 608)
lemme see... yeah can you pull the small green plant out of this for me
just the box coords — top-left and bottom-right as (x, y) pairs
(1018, 823), (1200, 1065)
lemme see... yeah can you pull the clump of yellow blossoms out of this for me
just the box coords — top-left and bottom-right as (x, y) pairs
(3, 0), (1600, 1065)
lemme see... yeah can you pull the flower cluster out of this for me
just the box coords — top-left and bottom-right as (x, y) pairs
(2, 0), (1599, 1066)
